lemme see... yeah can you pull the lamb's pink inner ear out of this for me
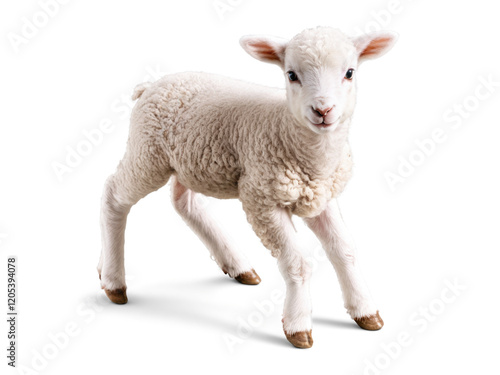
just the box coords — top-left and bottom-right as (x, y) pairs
(360, 36), (393, 59)
(241, 36), (287, 67)
(248, 41), (282, 62)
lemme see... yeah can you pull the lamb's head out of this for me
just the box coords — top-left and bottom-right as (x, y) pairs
(240, 27), (397, 134)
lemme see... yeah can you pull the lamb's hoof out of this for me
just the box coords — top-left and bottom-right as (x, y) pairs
(104, 288), (128, 304)
(284, 330), (313, 349)
(234, 269), (261, 285)
(354, 311), (384, 331)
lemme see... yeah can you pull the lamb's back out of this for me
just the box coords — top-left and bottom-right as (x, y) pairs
(131, 72), (286, 199)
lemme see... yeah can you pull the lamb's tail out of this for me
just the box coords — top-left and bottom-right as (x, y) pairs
(131, 82), (152, 100)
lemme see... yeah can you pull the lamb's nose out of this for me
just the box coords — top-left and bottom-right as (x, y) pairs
(313, 105), (334, 117)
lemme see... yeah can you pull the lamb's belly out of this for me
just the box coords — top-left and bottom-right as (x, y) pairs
(175, 163), (240, 199)
(188, 178), (239, 199)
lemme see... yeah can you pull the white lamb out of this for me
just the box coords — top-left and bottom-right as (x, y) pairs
(98, 26), (397, 348)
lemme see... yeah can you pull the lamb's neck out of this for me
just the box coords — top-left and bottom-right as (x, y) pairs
(280, 113), (351, 180)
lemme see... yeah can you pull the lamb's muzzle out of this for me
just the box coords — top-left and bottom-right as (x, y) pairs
(312, 105), (334, 117)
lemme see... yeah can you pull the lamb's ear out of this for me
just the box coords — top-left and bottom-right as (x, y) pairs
(353, 31), (398, 64)
(239, 35), (288, 69)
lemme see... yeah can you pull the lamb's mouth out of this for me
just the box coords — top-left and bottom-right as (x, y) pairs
(313, 122), (333, 129)
(309, 118), (339, 129)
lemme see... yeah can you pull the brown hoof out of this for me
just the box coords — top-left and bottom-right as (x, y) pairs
(354, 311), (384, 331)
(284, 330), (313, 349)
(234, 269), (261, 285)
(105, 288), (128, 304)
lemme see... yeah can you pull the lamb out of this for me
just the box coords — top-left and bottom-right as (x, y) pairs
(97, 26), (397, 349)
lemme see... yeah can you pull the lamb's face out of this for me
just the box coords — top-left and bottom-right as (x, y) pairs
(283, 29), (359, 134)
(240, 27), (397, 135)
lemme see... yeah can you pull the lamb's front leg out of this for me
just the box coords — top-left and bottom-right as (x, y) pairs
(242, 203), (313, 348)
(304, 199), (384, 330)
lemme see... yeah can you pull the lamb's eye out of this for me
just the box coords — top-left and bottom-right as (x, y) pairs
(288, 71), (299, 82)
(345, 69), (355, 80)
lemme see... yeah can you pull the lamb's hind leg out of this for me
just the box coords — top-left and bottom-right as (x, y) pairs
(171, 176), (260, 284)
(99, 157), (172, 304)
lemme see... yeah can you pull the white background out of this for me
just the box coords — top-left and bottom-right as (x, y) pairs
(1, 0), (499, 374)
